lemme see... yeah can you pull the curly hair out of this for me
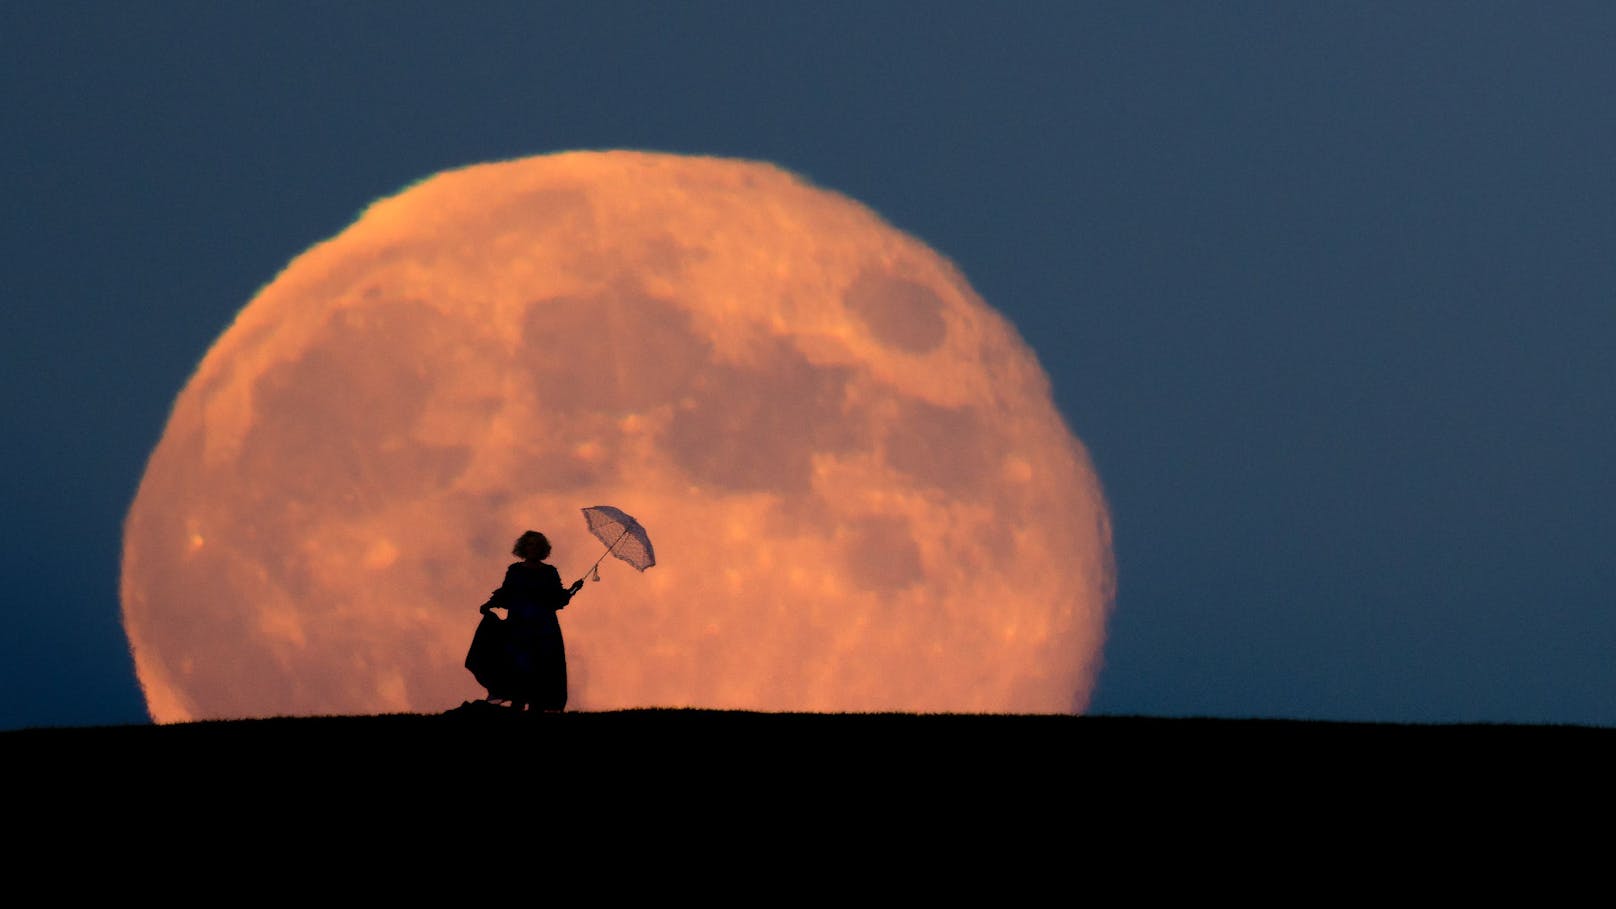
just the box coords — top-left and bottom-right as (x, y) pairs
(513, 530), (551, 561)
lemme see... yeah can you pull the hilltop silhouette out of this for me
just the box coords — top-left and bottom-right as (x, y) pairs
(10, 710), (1610, 814)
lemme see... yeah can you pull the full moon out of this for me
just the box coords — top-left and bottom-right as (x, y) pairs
(121, 151), (1114, 723)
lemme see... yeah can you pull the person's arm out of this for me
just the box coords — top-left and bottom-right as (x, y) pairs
(546, 564), (583, 608)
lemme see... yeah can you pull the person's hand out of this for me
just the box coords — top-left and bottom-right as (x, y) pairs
(570, 579), (584, 594)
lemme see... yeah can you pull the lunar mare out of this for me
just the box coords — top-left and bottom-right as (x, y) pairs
(121, 151), (1114, 723)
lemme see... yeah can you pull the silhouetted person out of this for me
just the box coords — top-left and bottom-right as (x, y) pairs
(470, 530), (583, 711)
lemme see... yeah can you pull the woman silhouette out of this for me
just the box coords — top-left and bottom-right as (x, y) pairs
(481, 530), (583, 711)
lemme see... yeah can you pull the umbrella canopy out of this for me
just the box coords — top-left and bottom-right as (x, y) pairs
(581, 505), (656, 572)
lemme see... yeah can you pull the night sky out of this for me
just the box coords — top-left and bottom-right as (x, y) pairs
(6, 3), (1614, 730)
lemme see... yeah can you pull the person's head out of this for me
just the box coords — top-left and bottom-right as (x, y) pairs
(513, 530), (551, 562)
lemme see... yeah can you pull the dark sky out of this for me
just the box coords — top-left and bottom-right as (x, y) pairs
(6, 3), (1614, 729)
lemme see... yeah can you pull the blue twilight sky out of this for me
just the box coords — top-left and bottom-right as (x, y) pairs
(4, 3), (1614, 729)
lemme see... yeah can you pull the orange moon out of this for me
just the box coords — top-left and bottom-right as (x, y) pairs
(121, 151), (1114, 723)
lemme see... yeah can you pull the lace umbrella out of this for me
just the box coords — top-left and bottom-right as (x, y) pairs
(579, 505), (656, 581)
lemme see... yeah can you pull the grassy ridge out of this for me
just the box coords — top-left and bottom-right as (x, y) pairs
(13, 706), (1613, 745)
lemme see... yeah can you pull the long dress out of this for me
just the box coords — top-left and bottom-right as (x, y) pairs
(494, 560), (571, 710)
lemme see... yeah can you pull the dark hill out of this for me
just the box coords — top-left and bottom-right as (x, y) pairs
(10, 710), (1608, 847)
(12, 709), (1609, 776)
